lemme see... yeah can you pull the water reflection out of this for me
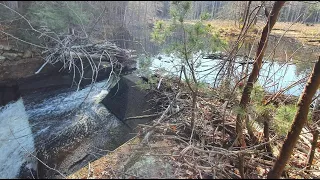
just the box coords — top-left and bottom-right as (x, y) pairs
(125, 23), (319, 67)
(117, 21), (319, 97)
(149, 53), (304, 96)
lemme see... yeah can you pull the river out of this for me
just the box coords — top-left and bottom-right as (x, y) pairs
(0, 76), (132, 178)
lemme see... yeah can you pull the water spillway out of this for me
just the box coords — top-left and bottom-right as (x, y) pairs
(0, 77), (133, 178)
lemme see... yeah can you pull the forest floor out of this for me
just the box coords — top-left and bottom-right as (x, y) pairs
(68, 77), (320, 179)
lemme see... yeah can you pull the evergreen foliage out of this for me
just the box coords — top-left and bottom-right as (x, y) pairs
(151, 1), (227, 86)
(28, 1), (93, 34)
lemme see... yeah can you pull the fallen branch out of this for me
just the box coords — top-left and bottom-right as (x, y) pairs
(124, 113), (162, 121)
(140, 91), (181, 145)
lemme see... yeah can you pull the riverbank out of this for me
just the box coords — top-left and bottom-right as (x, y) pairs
(68, 76), (320, 179)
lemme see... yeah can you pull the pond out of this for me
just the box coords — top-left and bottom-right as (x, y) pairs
(148, 53), (303, 96)
(130, 30), (318, 97)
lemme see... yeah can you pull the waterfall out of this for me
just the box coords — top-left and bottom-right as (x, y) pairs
(0, 75), (122, 178)
(0, 99), (35, 178)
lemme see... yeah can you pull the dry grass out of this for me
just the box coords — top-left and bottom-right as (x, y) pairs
(184, 19), (320, 46)
(273, 21), (320, 37)
(272, 22), (320, 46)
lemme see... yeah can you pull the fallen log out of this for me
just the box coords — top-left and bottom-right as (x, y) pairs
(203, 52), (264, 65)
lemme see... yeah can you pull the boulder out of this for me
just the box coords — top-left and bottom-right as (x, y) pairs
(102, 74), (157, 129)
(124, 156), (174, 179)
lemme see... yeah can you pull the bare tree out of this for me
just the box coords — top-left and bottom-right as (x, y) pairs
(307, 96), (320, 170)
(235, 1), (286, 178)
(267, 57), (320, 178)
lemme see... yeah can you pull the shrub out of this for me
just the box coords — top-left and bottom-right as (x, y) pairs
(273, 104), (312, 136)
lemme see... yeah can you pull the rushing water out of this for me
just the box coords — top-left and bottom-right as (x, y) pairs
(0, 77), (123, 178)
(0, 98), (35, 178)
(23, 77), (118, 148)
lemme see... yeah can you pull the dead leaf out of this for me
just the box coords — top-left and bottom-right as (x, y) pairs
(234, 169), (240, 175)
(170, 125), (177, 132)
(256, 166), (265, 176)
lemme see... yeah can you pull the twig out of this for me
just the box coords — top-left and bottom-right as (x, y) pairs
(87, 162), (91, 179)
(140, 103), (172, 145)
(124, 113), (162, 121)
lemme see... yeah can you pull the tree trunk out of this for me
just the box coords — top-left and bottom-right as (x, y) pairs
(17, 1), (31, 15)
(191, 90), (198, 129)
(286, 4), (291, 22)
(211, 1), (214, 18)
(144, 1), (148, 50)
(263, 113), (273, 158)
(307, 130), (319, 170)
(306, 97), (320, 170)
(235, 1), (285, 178)
(1, 1), (18, 10)
(267, 57), (320, 179)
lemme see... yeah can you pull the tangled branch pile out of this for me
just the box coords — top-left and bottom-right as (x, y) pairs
(37, 35), (136, 90)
